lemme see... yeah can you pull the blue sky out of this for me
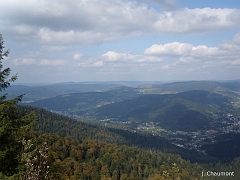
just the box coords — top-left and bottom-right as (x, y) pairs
(0, 0), (240, 83)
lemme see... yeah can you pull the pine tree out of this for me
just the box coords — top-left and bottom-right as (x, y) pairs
(0, 34), (35, 177)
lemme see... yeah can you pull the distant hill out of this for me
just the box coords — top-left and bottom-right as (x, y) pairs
(5, 80), (240, 103)
(139, 80), (240, 94)
(220, 81), (240, 91)
(154, 81), (224, 91)
(94, 90), (231, 131)
(25, 86), (141, 115)
(25, 82), (238, 132)
(21, 81), (239, 131)
(3, 83), (125, 102)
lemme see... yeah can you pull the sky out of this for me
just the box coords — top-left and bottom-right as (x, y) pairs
(0, 0), (240, 83)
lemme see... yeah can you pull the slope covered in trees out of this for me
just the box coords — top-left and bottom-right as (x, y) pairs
(26, 86), (140, 115)
(201, 133), (240, 162)
(26, 87), (237, 132)
(19, 106), (212, 163)
(31, 107), (240, 180)
(94, 90), (231, 131)
(37, 133), (204, 179)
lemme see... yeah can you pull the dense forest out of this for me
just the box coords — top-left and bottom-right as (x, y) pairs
(23, 106), (213, 163)
(2, 105), (240, 179)
(14, 105), (240, 179)
(37, 133), (203, 179)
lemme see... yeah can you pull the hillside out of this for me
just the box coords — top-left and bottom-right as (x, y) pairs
(19, 81), (240, 163)
(93, 90), (232, 131)
(8, 81), (240, 104)
(18, 106), (240, 179)
(201, 133), (240, 162)
(20, 106), (214, 163)
(37, 133), (204, 179)
(4, 83), (125, 102)
(26, 86), (140, 115)
(25, 86), (238, 132)
(139, 81), (240, 94)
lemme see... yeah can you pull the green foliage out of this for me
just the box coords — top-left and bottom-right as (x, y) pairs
(26, 87), (235, 132)
(0, 100), (35, 175)
(94, 90), (230, 131)
(20, 105), (213, 163)
(25, 86), (140, 114)
(0, 34), (35, 178)
(37, 133), (204, 179)
(201, 133), (240, 162)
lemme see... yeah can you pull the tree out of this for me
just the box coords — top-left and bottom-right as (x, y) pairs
(0, 33), (35, 177)
(0, 34), (17, 101)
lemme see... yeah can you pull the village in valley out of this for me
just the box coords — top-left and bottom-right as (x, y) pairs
(50, 108), (240, 152)
(136, 114), (240, 151)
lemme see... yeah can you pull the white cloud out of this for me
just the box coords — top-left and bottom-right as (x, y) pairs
(13, 58), (36, 65)
(1, 0), (239, 45)
(144, 41), (229, 58)
(13, 25), (34, 35)
(178, 57), (194, 63)
(153, 8), (240, 34)
(76, 51), (163, 70)
(230, 59), (240, 65)
(93, 61), (104, 67)
(102, 51), (163, 63)
(44, 45), (71, 52)
(102, 51), (123, 61)
(13, 58), (66, 66)
(73, 53), (83, 60)
(143, 33), (240, 78)
(160, 65), (169, 70)
(0, 1), (239, 82)
(39, 59), (66, 66)
(144, 42), (193, 55)
(233, 33), (240, 44)
(192, 46), (219, 57)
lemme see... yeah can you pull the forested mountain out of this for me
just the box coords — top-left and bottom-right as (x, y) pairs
(94, 90), (233, 131)
(4, 80), (240, 179)
(20, 81), (240, 165)
(201, 133), (240, 162)
(19, 106), (240, 179)
(219, 81), (240, 91)
(25, 86), (140, 114)
(37, 133), (204, 179)
(26, 89), (237, 132)
(20, 106), (212, 163)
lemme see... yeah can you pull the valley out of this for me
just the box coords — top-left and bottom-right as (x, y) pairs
(18, 80), (240, 163)
(49, 108), (240, 157)
(2, 80), (240, 179)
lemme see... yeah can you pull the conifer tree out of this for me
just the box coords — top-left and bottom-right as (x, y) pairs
(0, 34), (34, 177)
